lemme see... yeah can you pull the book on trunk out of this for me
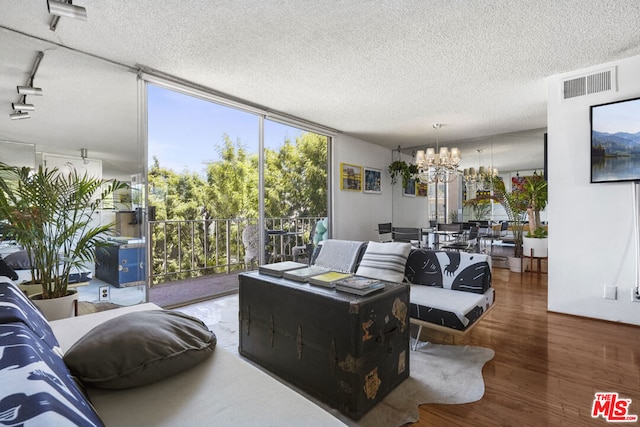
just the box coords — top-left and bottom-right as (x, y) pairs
(283, 265), (331, 282)
(336, 281), (386, 296)
(334, 276), (382, 289)
(258, 261), (308, 277)
(308, 271), (353, 288)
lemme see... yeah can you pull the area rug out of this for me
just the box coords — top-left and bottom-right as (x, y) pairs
(176, 295), (494, 427)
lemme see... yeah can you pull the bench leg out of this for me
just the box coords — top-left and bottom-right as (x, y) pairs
(412, 324), (425, 351)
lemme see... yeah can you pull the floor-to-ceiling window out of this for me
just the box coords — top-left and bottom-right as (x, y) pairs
(145, 81), (329, 294)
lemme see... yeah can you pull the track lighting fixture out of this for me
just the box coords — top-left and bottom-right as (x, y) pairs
(9, 112), (30, 120)
(11, 102), (35, 112)
(10, 52), (44, 121)
(47, 0), (87, 21)
(17, 86), (43, 96)
(80, 148), (89, 164)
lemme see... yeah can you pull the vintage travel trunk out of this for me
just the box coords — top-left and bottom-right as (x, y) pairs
(238, 271), (410, 420)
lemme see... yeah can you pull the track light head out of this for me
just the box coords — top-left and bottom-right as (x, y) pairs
(47, 0), (87, 21)
(9, 112), (30, 120)
(11, 102), (35, 112)
(17, 86), (43, 96)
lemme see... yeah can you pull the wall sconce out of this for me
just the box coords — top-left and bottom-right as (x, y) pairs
(80, 148), (89, 164)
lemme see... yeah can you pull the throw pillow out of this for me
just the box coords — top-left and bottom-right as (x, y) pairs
(64, 310), (216, 389)
(0, 257), (18, 280)
(356, 241), (411, 282)
(3, 250), (32, 270)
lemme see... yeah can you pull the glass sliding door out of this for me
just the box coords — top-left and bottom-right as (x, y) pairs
(263, 120), (329, 263)
(146, 83), (259, 291)
(144, 80), (331, 306)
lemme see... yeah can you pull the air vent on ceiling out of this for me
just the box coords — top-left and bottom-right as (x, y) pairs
(561, 66), (616, 101)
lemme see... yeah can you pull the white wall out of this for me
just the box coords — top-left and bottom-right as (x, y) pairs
(332, 134), (393, 241)
(548, 55), (640, 326)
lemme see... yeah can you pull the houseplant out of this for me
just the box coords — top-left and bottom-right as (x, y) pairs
(388, 160), (418, 187)
(0, 162), (126, 319)
(488, 177), (528, 271)
(519, 173), (548, 258)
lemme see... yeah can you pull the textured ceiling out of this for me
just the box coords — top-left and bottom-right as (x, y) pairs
(1, 1), (640, 176)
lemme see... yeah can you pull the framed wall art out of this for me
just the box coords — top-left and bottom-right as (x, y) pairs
(416, 182), (428, 197)
(363, 167), (382, 194)
(403, 178), (416, 197)
(340, 162), (362, 191)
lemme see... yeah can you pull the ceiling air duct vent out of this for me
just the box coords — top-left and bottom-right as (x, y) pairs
(561, 66), (616, 101)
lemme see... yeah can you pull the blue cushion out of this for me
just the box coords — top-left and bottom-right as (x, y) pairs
(0, 281), (60, 349)
(0, 323), (104, 426)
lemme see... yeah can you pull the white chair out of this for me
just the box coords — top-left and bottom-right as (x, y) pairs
(242, 225), (267, 269)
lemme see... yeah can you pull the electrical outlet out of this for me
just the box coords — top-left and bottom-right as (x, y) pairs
(632, 288), (640, 303)
(99, 285), (110, 301)
(604, 286), (617, 300)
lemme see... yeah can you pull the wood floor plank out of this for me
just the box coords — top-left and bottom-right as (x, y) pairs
(411, 267), (640, 426)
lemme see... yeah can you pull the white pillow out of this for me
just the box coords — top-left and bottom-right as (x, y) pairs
(356, 241), (411, 282)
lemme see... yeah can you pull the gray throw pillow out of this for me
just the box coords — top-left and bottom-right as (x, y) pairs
(64, 310), (216, 389)
(3, 250), (32, 270)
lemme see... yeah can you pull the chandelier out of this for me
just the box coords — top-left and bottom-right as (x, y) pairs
(414, 123), (461, 184)
(463, 149), (498, 191)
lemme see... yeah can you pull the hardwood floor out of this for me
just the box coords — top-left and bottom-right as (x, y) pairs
(411, 268), (640, 427)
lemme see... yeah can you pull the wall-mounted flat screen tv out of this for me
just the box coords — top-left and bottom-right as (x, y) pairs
(590, 96), (640, 183)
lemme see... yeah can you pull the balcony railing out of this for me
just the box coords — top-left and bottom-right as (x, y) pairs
(147, 216), (323, 286)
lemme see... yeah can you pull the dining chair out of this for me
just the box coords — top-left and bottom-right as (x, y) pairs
(377, 222), (393, 242)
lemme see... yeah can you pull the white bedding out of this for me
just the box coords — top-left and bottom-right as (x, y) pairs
(50, 304), (346, 427)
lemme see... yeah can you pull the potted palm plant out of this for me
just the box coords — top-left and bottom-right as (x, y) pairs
(488, 177), (528, 272)
(0, 162), (126, 320)
(520, 173), (548, 258)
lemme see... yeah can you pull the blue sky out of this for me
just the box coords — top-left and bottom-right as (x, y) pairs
(592, 97), (640, 134)
(148, 84), (304, 175)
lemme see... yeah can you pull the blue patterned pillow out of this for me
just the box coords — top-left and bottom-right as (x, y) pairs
(0, 323), (104, 426)
(0, 281), (60, 349)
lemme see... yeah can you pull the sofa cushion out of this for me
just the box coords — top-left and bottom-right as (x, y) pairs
(0, 257), (18, 280)
(64, 310), (216, 389)
(355, 241), (411, 282)
(405, 249), (492, 294)
(0, 323), (104, 426)
(410, 285), (495, 330)
(0, 281), (60, 349)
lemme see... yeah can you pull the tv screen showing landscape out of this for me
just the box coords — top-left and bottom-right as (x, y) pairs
(590, 96), (640, 183)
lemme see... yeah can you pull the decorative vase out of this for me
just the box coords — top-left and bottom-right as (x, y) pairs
(31, 290), (79, 321)
(523, 237), (548, 258)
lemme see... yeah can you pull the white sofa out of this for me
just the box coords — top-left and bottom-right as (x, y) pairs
(1, 280), (345, 426)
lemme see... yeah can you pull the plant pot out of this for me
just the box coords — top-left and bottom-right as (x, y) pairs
(523, 237), (548, 258)
(507, 256), (523, 273)
(31, 290), (79, 321)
